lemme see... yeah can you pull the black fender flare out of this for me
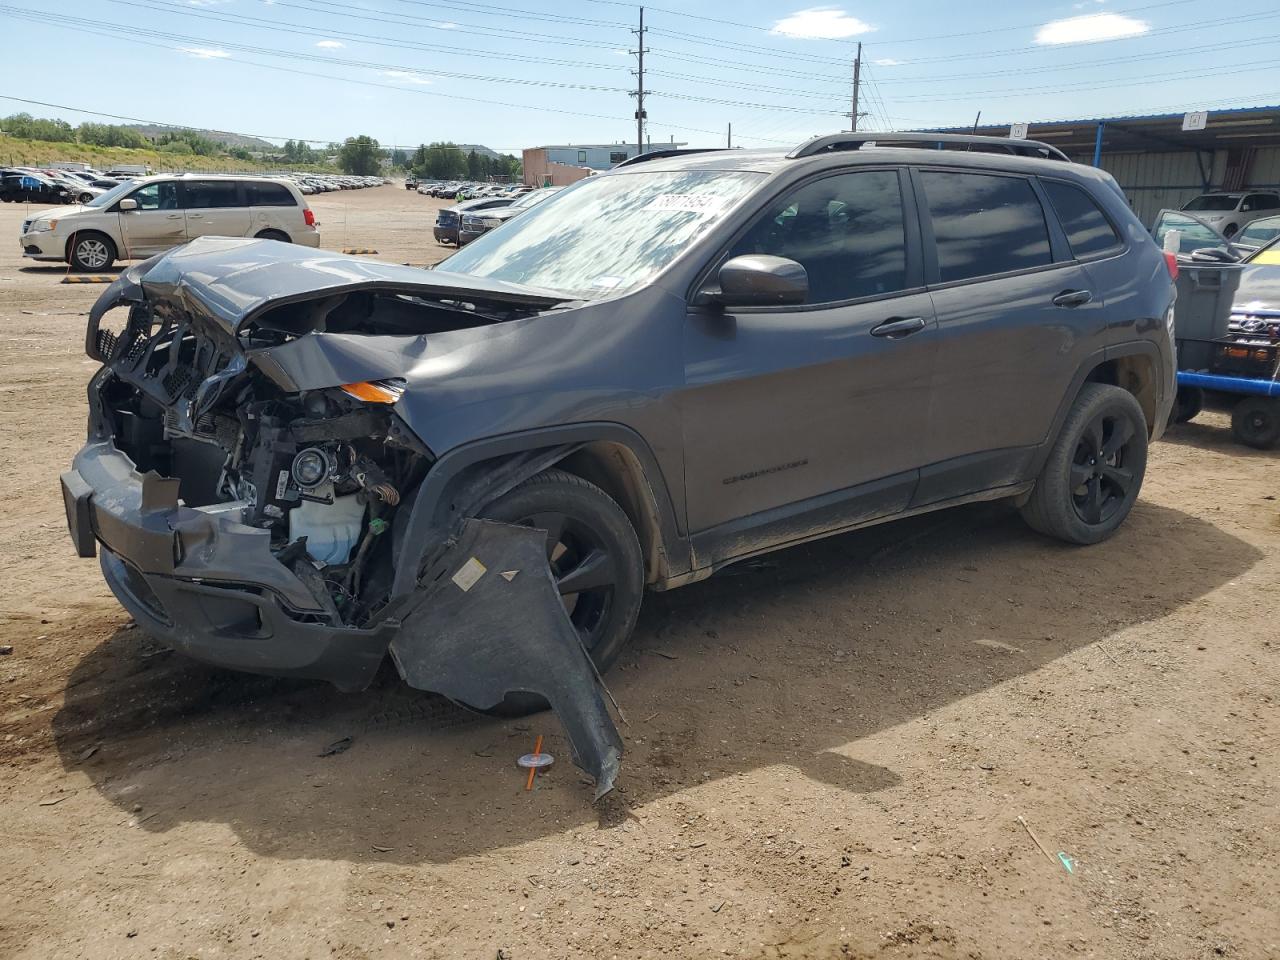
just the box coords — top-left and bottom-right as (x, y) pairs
(1029, 338), (1169, 477)
(388, 422), (687, 601)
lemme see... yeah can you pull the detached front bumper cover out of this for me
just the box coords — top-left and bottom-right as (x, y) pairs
(391, 518), (624, 799)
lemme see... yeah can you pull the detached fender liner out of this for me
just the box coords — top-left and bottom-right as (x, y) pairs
(390, 519), (624, 799)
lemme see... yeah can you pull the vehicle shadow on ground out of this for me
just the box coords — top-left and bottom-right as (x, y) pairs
(51, 498), (1261, 864)
(1162, 419), (1280, 459)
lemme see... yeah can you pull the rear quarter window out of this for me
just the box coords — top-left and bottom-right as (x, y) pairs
(247, 182), (297, 207)
(920, 170), (1052, 283)
(1042, 180), (1122, 258)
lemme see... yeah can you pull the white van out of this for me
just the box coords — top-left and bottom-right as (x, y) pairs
(20, 174), (320, 271)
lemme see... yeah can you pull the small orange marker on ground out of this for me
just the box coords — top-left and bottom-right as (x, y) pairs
(525, 735), (543, 791)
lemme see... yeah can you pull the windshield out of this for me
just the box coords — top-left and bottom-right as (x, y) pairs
(439, 170), (765, 299)
(1236, 217), (1280, 248)
(86, 179), (139, 208)
(1184, 195), (1241, 212)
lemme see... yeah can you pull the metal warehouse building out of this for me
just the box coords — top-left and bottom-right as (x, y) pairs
(932, 105), (1280, 226)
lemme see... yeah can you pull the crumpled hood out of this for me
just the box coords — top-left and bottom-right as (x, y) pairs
(107, 235), (569, 336)
(1234, 262), (1280, 316)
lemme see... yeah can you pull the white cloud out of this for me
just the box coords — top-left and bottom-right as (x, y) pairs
(381, 69), (432, 85)
(872, 57), (903, 66)
(437, 21), (458, 29)
(176, 46), (230, 59)
(1034, 12), (1148, 45)
(771, 7), (874, 39)
(315, 39), (344, 48)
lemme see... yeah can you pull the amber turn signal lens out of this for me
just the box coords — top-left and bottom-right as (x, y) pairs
(339, 379), (405, 404)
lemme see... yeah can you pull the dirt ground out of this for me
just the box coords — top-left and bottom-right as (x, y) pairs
(1, 185), (1277, 960)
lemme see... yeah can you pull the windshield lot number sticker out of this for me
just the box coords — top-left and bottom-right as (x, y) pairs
(646, 194), (728, 215)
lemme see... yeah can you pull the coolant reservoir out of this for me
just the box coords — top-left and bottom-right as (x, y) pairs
(289, 494), (366, 565)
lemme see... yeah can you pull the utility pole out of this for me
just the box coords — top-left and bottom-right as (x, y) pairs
(727, 122), (732, 149)
(632, 7), (648, 157)
(850, 41), (862, 133)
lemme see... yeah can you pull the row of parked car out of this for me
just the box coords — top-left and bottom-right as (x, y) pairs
(431, 185), (562, 246)
(283, 173), (388, 195)
(1, 167), (123, 204)
(3, 165), (388, 205)
(408, 178), (531, 201)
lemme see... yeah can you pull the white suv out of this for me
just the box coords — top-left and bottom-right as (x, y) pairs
(20, 174), (320, 271)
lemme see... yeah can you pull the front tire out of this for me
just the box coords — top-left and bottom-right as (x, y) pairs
(68, 232), (116, 272)
(478, 469), (644, 714)
(1231, 397), (1280, 449)
(1020, 383), (1148, 545)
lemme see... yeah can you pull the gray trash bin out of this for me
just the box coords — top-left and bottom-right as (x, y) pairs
(1174, 262), (1244, 370)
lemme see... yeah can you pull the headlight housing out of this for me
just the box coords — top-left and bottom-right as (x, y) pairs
(29, 219), (56, 233)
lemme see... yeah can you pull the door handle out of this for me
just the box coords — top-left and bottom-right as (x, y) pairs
(188, 213), (203, 219)
(870, 316), (927, 339)
(166, 214), (182, 219)
(1052, 289), (1093, 308)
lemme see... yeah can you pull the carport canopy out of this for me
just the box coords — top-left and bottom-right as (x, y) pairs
(926, 105), (1280, 166)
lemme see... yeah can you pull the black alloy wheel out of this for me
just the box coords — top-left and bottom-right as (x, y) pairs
(1020, 383), (1149, 545)
(1069, 409), (1137, 526)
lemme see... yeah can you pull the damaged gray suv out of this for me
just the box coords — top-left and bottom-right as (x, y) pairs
(62, 134), (1176, 796)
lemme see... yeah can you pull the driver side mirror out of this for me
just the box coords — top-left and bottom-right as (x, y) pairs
(702, 254), (808, 308)
(118, 198), (138, 211)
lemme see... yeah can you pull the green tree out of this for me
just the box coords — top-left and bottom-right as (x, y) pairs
(338, 135), (381, 175)
(1, 112), (74, 142)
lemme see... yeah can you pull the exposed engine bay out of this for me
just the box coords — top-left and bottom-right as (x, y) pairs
(92, 291), (449, 627)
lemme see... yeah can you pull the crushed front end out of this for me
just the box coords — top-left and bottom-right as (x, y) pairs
(62, 266), (434, 690)
(60, 239), (625, 795)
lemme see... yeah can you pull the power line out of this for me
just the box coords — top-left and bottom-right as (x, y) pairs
(10, 6), (854, 118)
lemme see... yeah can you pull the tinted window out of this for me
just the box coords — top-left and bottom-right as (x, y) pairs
(1043, 180), (1121, 258)
(129, 181), (180, 211)
(728, 170), (907, 304)
(247, 182), (296, 206)
(921, 172), (1052, 283)
(186, 180), (242, 208)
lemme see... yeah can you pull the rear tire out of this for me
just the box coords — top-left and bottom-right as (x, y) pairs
(1173, 386), (1204, 424)
(68, 232), (116, 272)
(476, 468), (644, 715)
(1230, 397), (1280, 449)
(1020, 383), (1148, 545)
(254, 229), (291, 243)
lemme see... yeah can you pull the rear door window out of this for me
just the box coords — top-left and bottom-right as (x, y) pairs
(186, 180), (243, 208)
(1042, 180), (1122, 259)
(727, 169), (908, 304)
(919, 171), (1053, 283)
(247, 182), (297, 206)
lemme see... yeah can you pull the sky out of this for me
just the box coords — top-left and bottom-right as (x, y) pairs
(1, 0), (1278, 153)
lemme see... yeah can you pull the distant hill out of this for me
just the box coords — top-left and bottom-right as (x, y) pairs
(124, 124), (276, 151)
(455, 144), (504, 159)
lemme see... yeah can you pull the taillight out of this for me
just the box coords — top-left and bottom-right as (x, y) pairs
(303, 208), (316, 227)
(1163, 250), (1179, 281)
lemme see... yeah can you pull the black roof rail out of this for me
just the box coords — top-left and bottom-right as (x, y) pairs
(613, 148), (730, 168)
(788, 132), (1071, 163)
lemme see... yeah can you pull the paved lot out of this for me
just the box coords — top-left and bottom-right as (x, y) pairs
(1, 185), (1277, 960)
